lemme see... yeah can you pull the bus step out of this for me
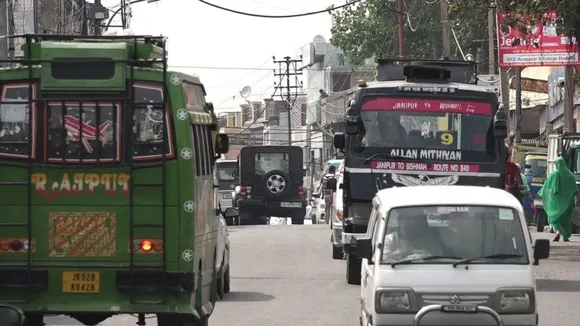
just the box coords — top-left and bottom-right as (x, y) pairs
(133, 223), (163, 228)
(0, 181), (29, 186)
(0, 222), (28, 227)
(133, 183), (164, 187)
(131, 163), (164, 170)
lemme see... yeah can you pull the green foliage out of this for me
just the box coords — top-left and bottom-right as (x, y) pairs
(494, 0), (580, 36)
(330, 0), (491, 71)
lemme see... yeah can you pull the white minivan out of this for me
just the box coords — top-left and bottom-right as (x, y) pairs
(357, 186), (550, 326)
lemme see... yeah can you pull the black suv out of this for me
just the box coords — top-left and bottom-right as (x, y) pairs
(235, 146), (307, 225)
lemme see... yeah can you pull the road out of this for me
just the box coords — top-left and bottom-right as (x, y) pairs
(46, 220), (580, 325)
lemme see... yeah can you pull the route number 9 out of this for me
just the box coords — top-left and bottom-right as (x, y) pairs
(440, 132), (454, 146)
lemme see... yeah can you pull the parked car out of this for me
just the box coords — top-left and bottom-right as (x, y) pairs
(327, 160), (345, 260)
(216, 214), (231, 299)
(356, 185), (550, 326)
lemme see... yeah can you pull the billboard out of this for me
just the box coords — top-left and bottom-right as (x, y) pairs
(497, 11), (579, 67)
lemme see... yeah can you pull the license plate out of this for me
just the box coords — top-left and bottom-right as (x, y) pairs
(222, 193), (232, 199)
(534, 199), (542, 206)
(62, 271), (100, 293)
(281, 202), (302, 208)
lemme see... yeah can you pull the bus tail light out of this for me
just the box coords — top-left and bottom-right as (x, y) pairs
(141, 240), (153, 252)
(9, 239), (24, 252)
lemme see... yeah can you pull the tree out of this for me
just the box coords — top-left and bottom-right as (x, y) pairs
(330, 0), (490, 69)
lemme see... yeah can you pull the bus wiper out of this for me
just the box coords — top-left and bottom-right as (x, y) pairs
(391, 255), (462, 267)
(452, 254), (523, 268)
(363, 153), (424, 165)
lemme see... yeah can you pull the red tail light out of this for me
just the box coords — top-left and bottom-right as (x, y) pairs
(141, 240), (153, 252)
(9, 239), (23, 251)
(241, 186), (250, 199)
(298, 186), (304, 200)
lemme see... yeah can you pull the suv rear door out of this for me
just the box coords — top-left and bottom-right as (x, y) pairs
(240, 146), (303, 202)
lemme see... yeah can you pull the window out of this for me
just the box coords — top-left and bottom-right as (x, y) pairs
(0, 84), (36, 158)
(46, 102), (121, 162)
(51, 58), (115, 80)
(254, 152), (289, 176)
(192, 125), (214, 176)
(380, 205), (528, 265)
(132, 83), (174, 160)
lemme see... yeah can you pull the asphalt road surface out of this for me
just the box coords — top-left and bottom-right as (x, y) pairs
(46, 220), (580, 325)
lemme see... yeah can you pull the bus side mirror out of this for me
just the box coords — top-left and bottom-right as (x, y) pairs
(215, 133), (230, 155)
(334, 133), (346, 150)
(493, 104), (507, 138)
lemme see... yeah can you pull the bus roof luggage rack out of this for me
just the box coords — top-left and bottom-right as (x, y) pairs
(376, 58), (477, 84)
(6, 33), (165, 45)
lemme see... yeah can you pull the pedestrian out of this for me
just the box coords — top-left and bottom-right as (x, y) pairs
(538, 156), (579, 242)
(505, 145), (523, 200)
(516, 163), (533, 203)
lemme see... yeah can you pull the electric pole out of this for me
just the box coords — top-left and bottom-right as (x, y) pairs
(93, 0), (103, 35)
(273, 55), (303, 146)
(7, 0), (14, 62)
(514, 67), (522, 142)
(398, 0), (404, 58)
(440, 0), (451, 58)
(564, 66), (576, 132)
(487, 5), (495, 74)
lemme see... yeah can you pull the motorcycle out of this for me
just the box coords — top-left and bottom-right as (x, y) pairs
(0, 305), (24, 326)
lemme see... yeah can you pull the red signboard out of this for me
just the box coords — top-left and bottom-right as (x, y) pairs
(361, 98), (493, 115)
(371, 161), (481, 173)
(496, 11), (579, 67)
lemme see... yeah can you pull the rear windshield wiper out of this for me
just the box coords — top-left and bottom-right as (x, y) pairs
(452, 254), (523, 267)
(391, 255), (462, 267)
(363, 153), (425, 165)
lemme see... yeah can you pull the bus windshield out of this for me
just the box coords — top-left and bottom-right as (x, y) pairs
(356, 97), (493, 154)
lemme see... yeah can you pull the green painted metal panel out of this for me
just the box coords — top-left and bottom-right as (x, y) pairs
(39, 42), (127, 90)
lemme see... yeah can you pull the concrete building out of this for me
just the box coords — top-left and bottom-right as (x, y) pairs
(506, 67), (549, 140)
(301, 35), (374, 164)
(542, 67), (580, 134)
(262, 97), (307, 146)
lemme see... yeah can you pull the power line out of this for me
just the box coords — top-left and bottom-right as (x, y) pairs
(197, 0), (365, 19)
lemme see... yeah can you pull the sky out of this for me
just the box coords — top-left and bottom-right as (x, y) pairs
(103, 0), (336, 114)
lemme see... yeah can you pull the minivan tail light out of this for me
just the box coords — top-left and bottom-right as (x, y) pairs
(298, 186), (304, 200)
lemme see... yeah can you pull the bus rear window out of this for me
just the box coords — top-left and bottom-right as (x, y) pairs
(0, 83), (36, 159)
(132, 83), (174, 160)
(47, 102), (121, 162)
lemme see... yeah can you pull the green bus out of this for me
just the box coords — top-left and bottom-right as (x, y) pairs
(0, 34), (229, 326)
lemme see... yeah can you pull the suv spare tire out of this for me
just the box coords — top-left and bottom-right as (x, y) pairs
(261, 169), (291, 199)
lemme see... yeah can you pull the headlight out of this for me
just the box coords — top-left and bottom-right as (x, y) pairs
(494, 288), (534, 314)
(533, 198), (542, 206)
(374, 289), (417, 313)
(319, 203), (325, 210)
